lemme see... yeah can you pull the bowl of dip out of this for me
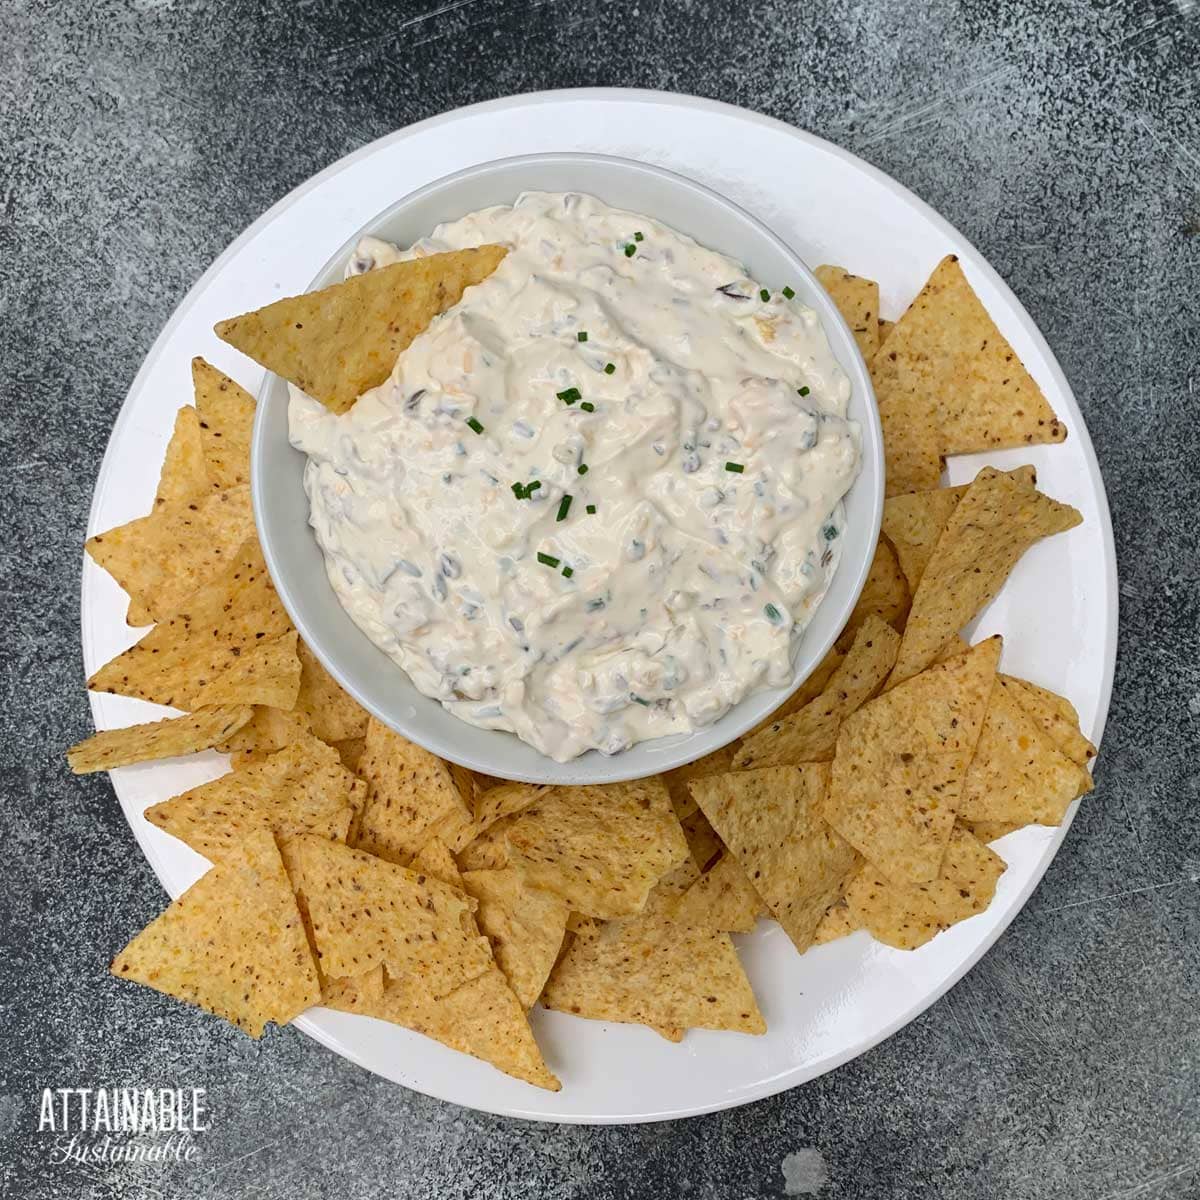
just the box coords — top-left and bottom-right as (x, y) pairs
(252, 153), (883, 784)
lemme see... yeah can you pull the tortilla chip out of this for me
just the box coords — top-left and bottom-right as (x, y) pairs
(472, 781), (545, 832)
(874, 381), (943, 498)
(874, 256), (1066, 454)
(376, 966), (559, 1090)
(844, 826), (1006, 949)
(294, 642), (369, 741)
(145, 738), (354, 862)
(214, 246), (508, 415)
(332, 736), (366, 774)
(219, 705), (313, 755)
(890, 468), (1081, 686)
(67, 705), (252, 774)
(958, 818), (1024, 842)
(110, 828), (320, 1036)
(541, 865), (764, 1036)
(189, 629), (301, 712)
(881, 466), (1037, 592)
(735, 614), (900, 769)
(154, 406), (209, 507)
(814, 265), (880, 360)
(744, 645), (846, 740)
(958, 680), (1093, 826)
(346, 777), (368, 846)
(835, 537), (911, 651)
(671, 852), (764, 934)
(812, 899), (861, 945)
(823, 636), (1001, 884)
(455, 815), (518, 872)
(878, 317), (894, 344)
(278, 834), (491, 997)
(503, 778), (690, 919)
(86, 485), (256, 627)
(999, 675), (1095, 765)
(353, 718), (472, 866)
(461, 868), (569, 1009)
(88, 539), (292, 710)
(691, 765), (858, 953)
(411, 837), (463, 888)
(321, 965), (386, 1015)
(192, 359), (256, 489)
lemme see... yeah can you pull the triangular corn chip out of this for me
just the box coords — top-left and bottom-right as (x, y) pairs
(455, 815), (518, 872)
(957, 681), (1093, 826)
(745, 645), (845, 739)
(503, 778), (689, 919)
(958, 818), (1024, 842)
(353, 718), (472, 866)
(110, 828), (320, 1036)
(461, 868), (569, 1009)
(214, 246), (508, 414)
(219, 704), (313, 755)
(823, 636), (1001, 883)
(67, 705), (252, 774)
(835, 537), (911, 651)
(321, 965), (386, 1015)
(812, 899), (861, 945)
(691, 764), (858, 953)
(86, 485), (255, 627)
(814, 265), (880, 360)
(541, 865), (764, 1036)
(878, 317), (894, 345)
(844, 826), (1006, 949)
(190, 629), (301, 711)
(294, 642), (369, 740)
(411, 836), (464, 888)
(873, 255), (1066, 454)
(376, 966), (560, 1091)
(998, 675), (1095, 765)
(472, 781), (545, 831)
(735, 614), (900, 769)
(890, 468), (1081, 686)
(154, 406), (209, 507)
(145, 738), (354, 862)
(874, 386), (943, 497)
(278, 834), (491, 996)
(88, 539), (291, 709)
(192, 359), (255, 488)
(332, 735), (366, 774)
(671, 852), (765, 934)
(881, 466), (1037, 592)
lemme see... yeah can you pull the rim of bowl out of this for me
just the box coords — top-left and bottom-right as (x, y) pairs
(251, 151), (883, 784)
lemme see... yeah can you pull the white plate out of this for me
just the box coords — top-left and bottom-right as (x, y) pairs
(82, 88), (1118, 1124)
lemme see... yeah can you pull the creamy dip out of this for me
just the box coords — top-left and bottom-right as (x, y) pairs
(289, 191), (860, 761)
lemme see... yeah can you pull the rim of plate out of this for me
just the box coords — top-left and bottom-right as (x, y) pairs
(81, 88), (1119, 1124)
(251, 149), (883, 785)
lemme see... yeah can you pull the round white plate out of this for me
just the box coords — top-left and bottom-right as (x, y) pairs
(82, 88), (1117, 1124)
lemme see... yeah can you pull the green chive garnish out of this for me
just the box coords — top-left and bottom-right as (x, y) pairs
(527, 480), (542, 494)
(764, 603), (783, 623)
(604, 362), (615, 375)
(759, 288), (770, 302)
(556, 387), (581, 403)
(634, 231), (644, 242)
(782, 285), (795, 299)
(577, 331), (588, 342)
(556, 494), (573, 522)
(624, 244), (636, 257)
(577, 464), (589, 475)
(586, 504), (596, 515)
(581, 401), (595, 412)
(511, 482), (525, 499)
(537, 552), (560, 568)
(798, 386), (810, 397)
(466, 417), (484, 434)
(562, 565), (574, 578)
(725, 462), (745, 473)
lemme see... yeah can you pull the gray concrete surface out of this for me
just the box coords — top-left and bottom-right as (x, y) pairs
(1, 1), (1197, 1197)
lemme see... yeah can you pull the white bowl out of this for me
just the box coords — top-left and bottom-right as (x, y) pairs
(251, 152), (883, 785)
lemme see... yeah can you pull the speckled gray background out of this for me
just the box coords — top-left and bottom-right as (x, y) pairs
(2, 1), (1198, 1197)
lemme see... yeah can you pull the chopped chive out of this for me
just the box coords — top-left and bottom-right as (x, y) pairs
(580, 401), (595, 412)
(556, 387), (581, 403)
(577, 331), (588, 342)
(759, 288), (770, 302)
(823, 524), (839, 541)
(724, 461), (745, 474)
(630, 695), (650, 706)
(466, 417), (484, 434)
(782, 285), (795, 299)
(527, 480), (542, 493)
(798, 385), (810, 397)
(537, 552), (560, 568)
(556, 494), (573, 522)
(604, 362), (616, 375)
(764, 603), (783, 623)
(586, 504), (596, 515)
(511, 482), (526, 499)
(634, 231), (644, 242)
(562, 565), (574, 578)
(577, 463), (589, 475)
(624, 243), (636, 257)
